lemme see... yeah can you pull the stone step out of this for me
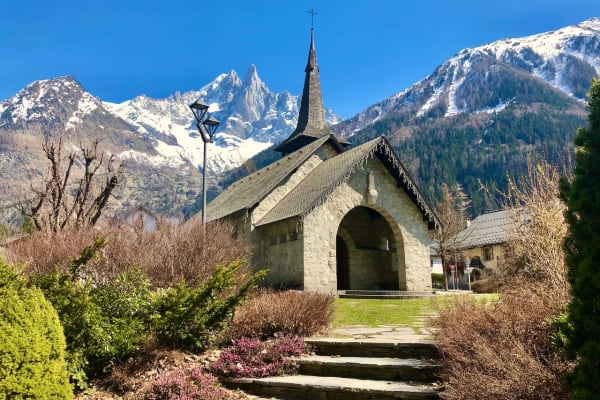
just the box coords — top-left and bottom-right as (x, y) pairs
(305, 338), (439, 359)
(338, 291), (436, 300)
(298, 355), (439, 382)
(341, 290), (435, 296)
(338, 294), (435, 300)
(226, 375), (440, 400)
(338, 290), (437, 300)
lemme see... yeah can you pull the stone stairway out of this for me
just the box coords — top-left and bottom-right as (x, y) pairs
(226, 330), (441, 400)
(338, 290), (437, 299)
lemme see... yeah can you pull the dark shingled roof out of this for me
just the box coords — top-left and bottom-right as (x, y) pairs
(455, 208), (526, 249)
(206, 135), (335, 221)
(256, 136), (439, 228)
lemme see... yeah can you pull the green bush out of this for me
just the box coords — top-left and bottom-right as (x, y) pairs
(0, 260), (72, 399)
(152, 259), (266, 350)
(27, 235), (264, 390)
(431, 273), (444, 289)
(34, 238), (153, 386)
(91, 266), (153, 357)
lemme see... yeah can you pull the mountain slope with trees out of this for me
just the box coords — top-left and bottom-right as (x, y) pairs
(219, 19), (598, 215)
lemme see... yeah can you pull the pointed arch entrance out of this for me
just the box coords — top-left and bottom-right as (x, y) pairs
(335, 206), (404, 290)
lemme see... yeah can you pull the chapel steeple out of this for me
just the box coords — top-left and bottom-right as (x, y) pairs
(274, 28), (337, 155)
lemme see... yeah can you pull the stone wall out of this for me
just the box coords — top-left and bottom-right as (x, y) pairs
(302, 156), (432, 293)
(252, 218), (304, 289)
(231, 144), (433, 293)
(349, 249), (396, 290)
(246, 144), (341, 289)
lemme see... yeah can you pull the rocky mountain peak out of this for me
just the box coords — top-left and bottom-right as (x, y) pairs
(233, 64), (271, 123)
(0, 75), (104, 130)
(242, 64), (260, 86)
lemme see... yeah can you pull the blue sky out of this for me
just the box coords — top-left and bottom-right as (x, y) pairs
(1, 1), (599, 117)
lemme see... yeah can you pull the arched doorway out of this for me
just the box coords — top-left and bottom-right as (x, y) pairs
(335, 206), (401, 290)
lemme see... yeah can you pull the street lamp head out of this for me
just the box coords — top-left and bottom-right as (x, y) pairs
(203, 115), (220, 137)
(189, 99), (210, 124)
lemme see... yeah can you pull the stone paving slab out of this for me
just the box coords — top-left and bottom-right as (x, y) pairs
(238, 375), (438, 394)
(308, 335), (437, 345)
(314, 326), (437, 343)
(300, 355), (434, 367)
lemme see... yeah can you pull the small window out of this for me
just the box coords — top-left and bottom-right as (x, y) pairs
(290, 231), (298, 241)
(270, 236), (277, 245)
(483, 246), (494, 261)
(279, 234), (287, 243)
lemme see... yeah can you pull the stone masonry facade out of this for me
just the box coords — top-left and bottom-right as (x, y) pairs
(235, 154), (432, 293)
(301, 157), (431, 293)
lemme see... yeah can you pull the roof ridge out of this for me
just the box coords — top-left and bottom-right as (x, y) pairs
(256, 135), (440, 229)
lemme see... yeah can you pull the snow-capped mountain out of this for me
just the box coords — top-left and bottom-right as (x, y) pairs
(0, 66), (341, 222)
(328, 18), (599, 216)
(2, 18), (599, 222)
(335, 17), (600, 135)
(0, 75), (158, 157)
(0, 76), (202, 223)
(104, 65), (342, 174)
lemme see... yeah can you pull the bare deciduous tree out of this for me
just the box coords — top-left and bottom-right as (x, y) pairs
(430, 184), (470, 290)
(500, 160), (570, 299)
(21, 136), (124, 232)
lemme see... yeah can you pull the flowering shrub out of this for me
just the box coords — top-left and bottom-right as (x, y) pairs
(210, 335), (305, 378)
(146, 368), (228, 400)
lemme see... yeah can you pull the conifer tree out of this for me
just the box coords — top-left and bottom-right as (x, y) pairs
(560, 78), (600, 399)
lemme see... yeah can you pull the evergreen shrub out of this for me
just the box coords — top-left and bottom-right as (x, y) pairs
(0, 260), (72, 399)
(152, 259), (266, 350)
(34, 238), (153, 386)
(561, 77), (600, 399)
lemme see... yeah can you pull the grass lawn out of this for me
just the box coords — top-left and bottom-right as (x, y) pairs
(333, 294), (498, 329)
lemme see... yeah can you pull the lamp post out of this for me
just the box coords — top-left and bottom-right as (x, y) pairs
(189, 99), (220, 225)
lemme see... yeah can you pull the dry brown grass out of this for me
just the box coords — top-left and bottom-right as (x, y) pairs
(6, 220), (251, 287)
(435, 285), (571, 400)
(225, 290), (335, 340)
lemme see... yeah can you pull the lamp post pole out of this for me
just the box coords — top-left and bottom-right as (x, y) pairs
(202, 138), (208, 225)
(189, 100), (220, 226)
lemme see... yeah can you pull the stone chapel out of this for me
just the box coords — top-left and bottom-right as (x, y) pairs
(206, 29), (440, 293)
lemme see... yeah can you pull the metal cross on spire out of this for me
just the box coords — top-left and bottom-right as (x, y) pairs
(306, 7), (318, 29)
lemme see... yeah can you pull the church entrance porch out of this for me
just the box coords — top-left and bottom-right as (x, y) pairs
(336, 206), (402, 291)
